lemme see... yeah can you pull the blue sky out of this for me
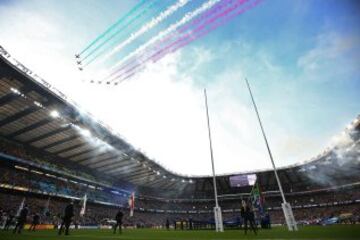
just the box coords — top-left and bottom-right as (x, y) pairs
(0, 0), (359, 175)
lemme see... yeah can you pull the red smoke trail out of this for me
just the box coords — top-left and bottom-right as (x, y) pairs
(113, 0), (262, 84)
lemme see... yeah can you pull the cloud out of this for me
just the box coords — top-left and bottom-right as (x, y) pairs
(297, 31), (360, 73)
(0, 1), (358, 177)
(36, 44), (283, 176)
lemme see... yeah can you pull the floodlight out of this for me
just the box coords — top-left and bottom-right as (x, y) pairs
(50, 110), (60, 118)
(34, 101), (43, 108)
(10, 87), (21, 95)
(80, 128), (91, 137)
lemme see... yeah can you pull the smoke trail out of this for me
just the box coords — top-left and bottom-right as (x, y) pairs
(81, 0), (162, 66)
(149, 0), (235, 53)
(78, 0), (149, 56)
(153, 0), (261, 60)
(114, 71), (139, 85)
(106, 0), (241, 83)
(110, 0), (259, 83)
(151, 0), (260, 72)
(177, 0), (236, 34)
(106, 0), (224, 74)
(96, 0), (192, 65)
(96, 0), (227, 83)
(105, 0), (236, 81)
(151, 0), (252, 61)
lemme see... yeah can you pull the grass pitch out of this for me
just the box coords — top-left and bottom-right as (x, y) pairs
(1, 225), (360, 240)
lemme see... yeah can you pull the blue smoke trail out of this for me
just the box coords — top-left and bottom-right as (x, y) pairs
(78, 0), (149, 56)
(82, 0), (163, 66)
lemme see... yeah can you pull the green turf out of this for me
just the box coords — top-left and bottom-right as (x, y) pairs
(1, 225), (360, 240)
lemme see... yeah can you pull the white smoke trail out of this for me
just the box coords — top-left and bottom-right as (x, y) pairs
(108, 0), (223, 73)
(98, 0), (191, 64)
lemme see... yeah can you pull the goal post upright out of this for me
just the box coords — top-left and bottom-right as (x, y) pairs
(203, 88), (224, 232)
(244, 78), (298, 231)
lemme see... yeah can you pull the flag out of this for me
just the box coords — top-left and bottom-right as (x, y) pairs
(250, 182), (265, 216)
(16, 197), (26, 217)
(80, 194), (87, 217)
(128, 192), (135, 217)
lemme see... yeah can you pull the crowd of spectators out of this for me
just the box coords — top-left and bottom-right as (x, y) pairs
(0, 166), (128, 205)
(2, 163), (359, 215)
(1, 135), (360, 228)
(0, 138), (110, 186)
(1, 191), (359, 229)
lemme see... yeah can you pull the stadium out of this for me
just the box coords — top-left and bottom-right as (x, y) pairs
(0, 0), (360, 240)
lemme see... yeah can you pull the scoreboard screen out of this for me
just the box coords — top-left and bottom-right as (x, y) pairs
(229, 174), (257, 187)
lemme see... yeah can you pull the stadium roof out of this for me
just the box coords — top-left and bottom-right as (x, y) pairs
(1, 46), (359, 197)
(0, 48), (191, 191)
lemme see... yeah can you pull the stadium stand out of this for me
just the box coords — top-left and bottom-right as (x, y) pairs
(0, 46), (360, 229)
